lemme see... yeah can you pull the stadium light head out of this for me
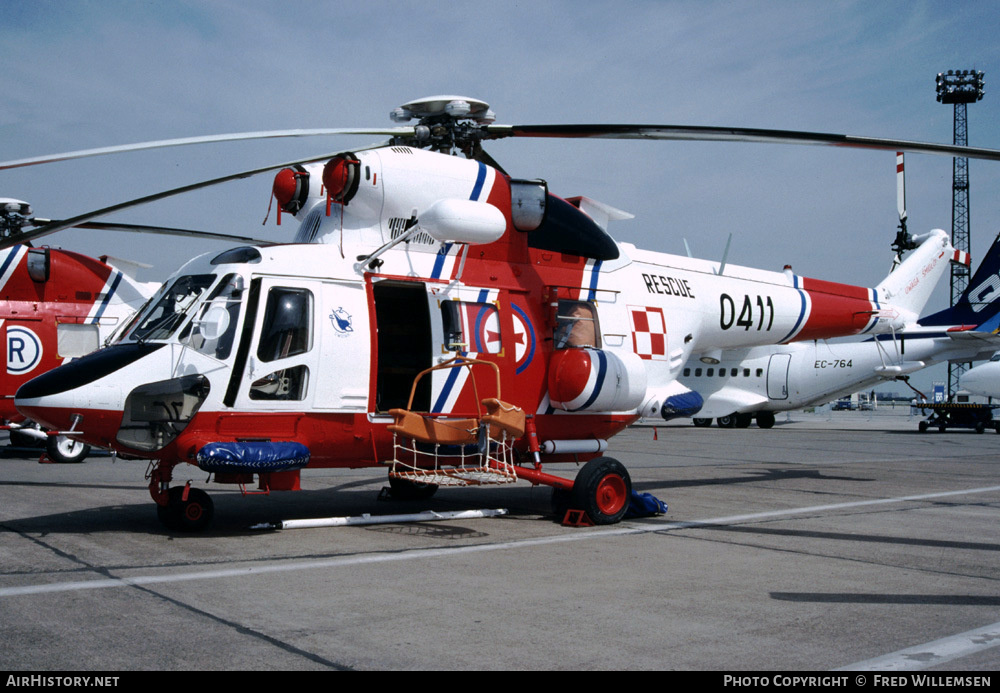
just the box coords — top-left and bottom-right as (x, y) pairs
(936, 69), (985, 104)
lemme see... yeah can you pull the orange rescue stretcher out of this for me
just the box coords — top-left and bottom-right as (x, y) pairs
(387, 357), (525, 486)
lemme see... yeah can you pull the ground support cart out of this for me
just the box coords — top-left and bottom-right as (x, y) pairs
(916, 402), (1000, 433)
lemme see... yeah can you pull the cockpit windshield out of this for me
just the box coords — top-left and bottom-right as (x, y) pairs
(126, 274), (218, 342)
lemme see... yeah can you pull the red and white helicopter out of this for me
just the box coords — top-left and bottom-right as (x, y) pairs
(5, 96), (1000, 531)
(0, 204), (158, 461)
(0, 199), (275, 462)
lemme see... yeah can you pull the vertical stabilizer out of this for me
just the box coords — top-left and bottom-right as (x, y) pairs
(876, 228), (954, 319)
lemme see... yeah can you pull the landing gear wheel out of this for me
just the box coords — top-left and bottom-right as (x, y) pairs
(717, 415), (736, 428)
(919, 421), (928, 433)
(756, 411), (776, 429)
(692, 418), (712, 428)
(46, 435), (91, 464)
(157, 486), (214, 532)
(387, 475), (439, 501)
(735, 413), (753, 428)
(570, 457), (632, 525)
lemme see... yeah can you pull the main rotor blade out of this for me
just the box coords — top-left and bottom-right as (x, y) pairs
(0, 127), (414, 171)
(31, 219), (274, 246)
(486, 124), (1000, 162)
(0, 146), (378, 249)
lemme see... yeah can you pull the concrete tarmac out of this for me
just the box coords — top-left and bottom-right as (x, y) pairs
(0, 408), (998, 671)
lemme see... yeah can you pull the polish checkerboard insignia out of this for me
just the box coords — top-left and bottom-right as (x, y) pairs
(629, 306), (667, 361)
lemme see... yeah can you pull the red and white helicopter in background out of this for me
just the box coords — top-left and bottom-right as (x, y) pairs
(5, 96), (1000, 531)
(0, 208), (157, 462)
(0, 200), (275, 462)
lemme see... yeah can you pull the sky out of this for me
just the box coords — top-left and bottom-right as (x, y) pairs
(2, 0), (1000, 394)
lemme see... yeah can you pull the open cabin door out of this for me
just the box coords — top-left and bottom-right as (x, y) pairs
(371, 281), (517, 416)
(372, 280), (432, 413)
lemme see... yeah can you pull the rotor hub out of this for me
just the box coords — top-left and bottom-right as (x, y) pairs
(389, 96), (496, 156)
(0, 198), (33, 240)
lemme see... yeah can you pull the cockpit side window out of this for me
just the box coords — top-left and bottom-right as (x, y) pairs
(178, 274), (244, 361)
(256, 287), (313, 362)
(553, 300), (601, 349)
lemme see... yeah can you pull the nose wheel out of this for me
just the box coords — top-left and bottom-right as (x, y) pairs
(46, 435), (91, 464)
(157, 485), (215, 532)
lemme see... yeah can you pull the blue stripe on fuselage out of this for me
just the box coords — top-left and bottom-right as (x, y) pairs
(586, 261), (602, 301)
(90, 271), (123, 324)
(430, 288), (491, 412)
(470, 162), (487, 201)
(577, 349), (608, 411)
(779, 290), (808, 343)
(430, 162), (489, 280)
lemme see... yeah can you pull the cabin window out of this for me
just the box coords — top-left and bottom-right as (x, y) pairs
(441, 300), (501, 354)
(250, 365), (309, 401)
(257, 288), (312, 362)
(57, 324), (100, 358)
(695, 368), (702, 377)
(683, 368), (691, 377)
(553, 300), (600, 349)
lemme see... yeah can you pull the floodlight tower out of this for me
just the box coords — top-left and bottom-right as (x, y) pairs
(936, 69), (985, 396)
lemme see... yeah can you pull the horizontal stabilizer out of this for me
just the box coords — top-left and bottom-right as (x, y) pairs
(567, 196), (634, 232)
(946, 324), (1000, 341)
(100, 254), (152, 279)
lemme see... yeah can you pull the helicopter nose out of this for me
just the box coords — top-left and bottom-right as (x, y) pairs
(14, 342), (167, 447)
(15, 377), (128, 450)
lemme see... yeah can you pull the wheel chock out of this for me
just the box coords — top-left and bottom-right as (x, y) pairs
(38, 453), (54, 464)
(562, 509), (594, 527)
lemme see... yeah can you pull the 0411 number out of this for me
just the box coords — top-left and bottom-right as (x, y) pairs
(720, 293), (774, 331)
